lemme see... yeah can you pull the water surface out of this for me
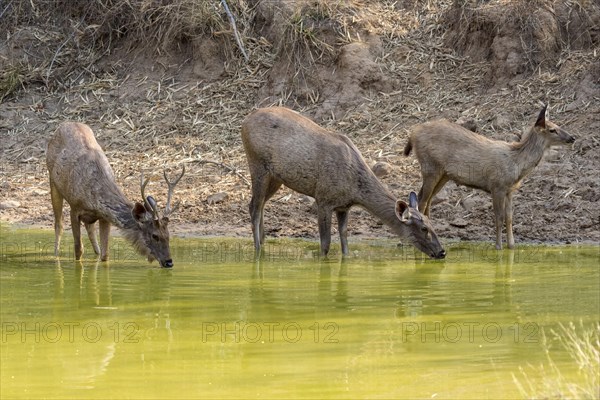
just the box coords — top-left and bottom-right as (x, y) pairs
(1, 226), (598, 399)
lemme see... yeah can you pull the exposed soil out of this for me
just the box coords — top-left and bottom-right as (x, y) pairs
(1, 0), (599, 248)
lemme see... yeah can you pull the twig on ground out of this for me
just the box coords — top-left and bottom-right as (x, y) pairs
(46, 32), (75, 84)
(221, 0), (249, 62)
(186, 158), (251, 187)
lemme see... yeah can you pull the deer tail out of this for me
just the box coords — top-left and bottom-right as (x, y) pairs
(403, 138), (413, 156)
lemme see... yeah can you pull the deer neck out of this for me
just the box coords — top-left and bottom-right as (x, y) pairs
(98, 190), (136, 230)
(355, 175), (406, 238)
(510, 129), (549, 181)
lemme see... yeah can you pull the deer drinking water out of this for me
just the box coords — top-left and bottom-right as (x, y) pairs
(46, 122), (185, 267)
(404, 105), (574, 250)
(241, 107), (446, 259)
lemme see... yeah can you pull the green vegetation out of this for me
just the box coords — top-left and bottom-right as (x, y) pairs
(0, 65), (24, 102)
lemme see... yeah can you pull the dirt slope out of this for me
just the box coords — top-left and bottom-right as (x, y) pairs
(1, 0), (598, 246)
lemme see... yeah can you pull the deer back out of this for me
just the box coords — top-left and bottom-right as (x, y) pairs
(409, 119), (518, 191)
(47, 122), (127, 212)
(242, 107), (371, 204)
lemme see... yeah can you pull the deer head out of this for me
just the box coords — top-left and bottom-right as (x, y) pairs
(395, 192), (446, 259)
(534, 105), (575, 145)
(133, 165), (185, 268)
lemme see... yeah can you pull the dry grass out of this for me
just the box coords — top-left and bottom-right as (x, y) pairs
(514, 322), (600, 399)
(444, 0), (599, 75)
(1, 0), (231, 46)
(0, 0), (255, 101)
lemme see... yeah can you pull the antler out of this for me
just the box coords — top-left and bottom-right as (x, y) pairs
(163, 164), (185, 217)
(140, 172), (160, 220)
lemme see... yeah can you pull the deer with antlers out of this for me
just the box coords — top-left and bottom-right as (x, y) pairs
(46, 122), (185, 267)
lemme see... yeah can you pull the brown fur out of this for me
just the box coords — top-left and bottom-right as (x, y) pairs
(241, 107), (446, 258)
(46, 122), (181, 267)
(404, 106), (574, 249)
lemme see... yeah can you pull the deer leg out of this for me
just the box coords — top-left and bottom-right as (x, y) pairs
(505, 193), (515, 249)
(70, 209), (83, 260)
(336, 209), (349, 256)
(99, 219), (111, 261)
(317, 206), (333, 256)
(249, 195), (264, 252)
(428, 176), (449, 213)
(491, 192), (506, 250)
(249, 177), (268, 252)
(418, 171), (444, 217)
(49, 181), (64, 257)
(85, 222), (101, 256)
(249, 171), (281, 252)
(262, 179), (282, 245)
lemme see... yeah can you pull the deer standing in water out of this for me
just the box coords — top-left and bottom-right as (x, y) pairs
(46, 122), (185, 267)
(404, 105), (574, 250)
(241, 107), (446, 259)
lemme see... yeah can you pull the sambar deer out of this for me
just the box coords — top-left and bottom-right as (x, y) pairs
(404, 105), (574, 250)
(46, 122), (185, 267)
(241, 107), (446, 259)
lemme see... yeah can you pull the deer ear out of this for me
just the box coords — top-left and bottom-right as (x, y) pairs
(395, 200), (412, 222)
(535, 105), (547, 128)
(408, 191), (419, 210)
(132, 202), (148, 222)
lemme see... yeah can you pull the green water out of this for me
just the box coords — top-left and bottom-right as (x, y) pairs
(1, 225), (598, 399)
